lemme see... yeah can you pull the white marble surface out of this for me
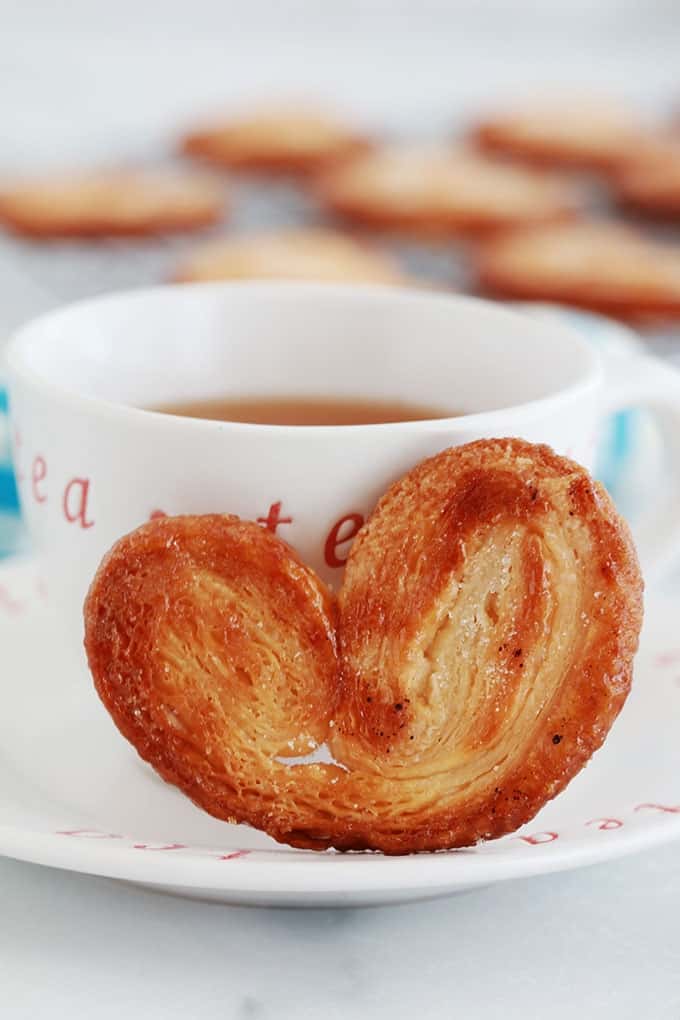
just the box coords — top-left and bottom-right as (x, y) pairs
(2, 844), (680, 1019)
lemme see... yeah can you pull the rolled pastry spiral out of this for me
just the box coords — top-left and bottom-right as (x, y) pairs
(85, 439), (643, 853)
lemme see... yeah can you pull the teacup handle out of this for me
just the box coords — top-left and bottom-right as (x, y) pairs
(601, 352), (680, 582)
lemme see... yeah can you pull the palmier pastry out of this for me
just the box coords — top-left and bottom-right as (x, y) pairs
(475, 222), (680, 320)
(473, 97), (644, 172)
(173, 229), (409, 285)
(181, 105), (369, 175)
(317, 146), (580, 237)
(0, 171), (226, 238)
(613, 136), (680, 217)
(85, 439), (642, 854)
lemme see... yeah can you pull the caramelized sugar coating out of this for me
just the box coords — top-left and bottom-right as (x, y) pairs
(475, 222), (680, 320)
(473, 97), (644, 171)
(614, 137), (680, 217)
(317, 146), (580, 237)
(173, 229), (410, 285)
(85, 516), (340, 843)
(181, 106), (369, 174)
(0, 171), (226, 238)
(85, 441), (642, 854)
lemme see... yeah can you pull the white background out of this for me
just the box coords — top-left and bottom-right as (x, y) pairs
(1, 2), (680, 1016)
(1, 0), (679, 167)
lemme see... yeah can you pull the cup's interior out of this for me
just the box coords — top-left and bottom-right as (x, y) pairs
(7, 283), (597, 417)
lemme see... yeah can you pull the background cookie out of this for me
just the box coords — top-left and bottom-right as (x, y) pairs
(473, 97), (645, 171)
(172, 228), (411, 284)
(613, 137), (680, 217)
(475, 222), (680, 319)
(181, 105), (369, 174)
(0, 171), (227, 238)
(317, 146), (581, 237)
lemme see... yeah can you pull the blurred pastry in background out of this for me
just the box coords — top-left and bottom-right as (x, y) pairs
(475, 221), (680, 320)
(613, 136), (680, 217)
(317, 146), (581, 238)
(0, 171), (227, 238)
(172, 228), (412, 285)
(181, 105), (369, 175)
(473, 97), (645, 172)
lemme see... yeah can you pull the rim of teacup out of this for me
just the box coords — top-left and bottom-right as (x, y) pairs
(5, 281), (602, 434)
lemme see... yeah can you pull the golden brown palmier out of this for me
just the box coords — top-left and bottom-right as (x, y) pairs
(475, 222), (680, 320)
(85, 440), (642, 853)
(181, 106), (369, 175)
(473, 97), (644, 171)
(172, 229), (410, 285)
(317, 146), (580, 238)
(0, 171), (226, 238)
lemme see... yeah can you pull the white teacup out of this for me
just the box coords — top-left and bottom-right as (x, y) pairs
(6, 283), (680, 646)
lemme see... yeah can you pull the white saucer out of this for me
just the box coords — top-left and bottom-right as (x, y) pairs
(1, 556), (679, 908)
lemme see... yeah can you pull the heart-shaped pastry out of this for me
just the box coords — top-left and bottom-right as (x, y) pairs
(85, 439), (643, 853)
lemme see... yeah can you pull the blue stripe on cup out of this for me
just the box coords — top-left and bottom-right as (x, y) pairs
(0, 464), (19, 513)
(0, 383), (23, 558)
(512, 304), (644, 502)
